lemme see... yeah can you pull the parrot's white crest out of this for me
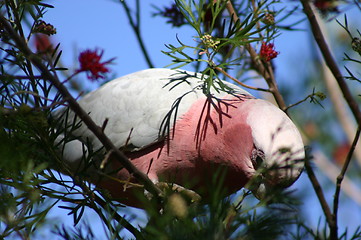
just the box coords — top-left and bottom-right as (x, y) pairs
(245, 99), (304, 198)
(55, 68), (305, 205)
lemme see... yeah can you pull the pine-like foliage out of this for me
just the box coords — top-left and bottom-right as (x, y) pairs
(1, 0), (361, 239)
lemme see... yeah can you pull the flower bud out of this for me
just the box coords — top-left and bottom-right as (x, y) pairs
(352, 38), (361, 56)
(166, 193), (188, 219)
(262, 13), (275, 25)
(201, 34), (220, 50)
(33, 20), (56, 35)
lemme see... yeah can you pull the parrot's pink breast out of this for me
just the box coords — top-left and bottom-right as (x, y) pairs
(97, 95), (256, 206)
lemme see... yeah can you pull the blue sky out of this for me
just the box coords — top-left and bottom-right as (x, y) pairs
(44, 0), (192, 75)
(38, 0), (361, 238)
(43, 0), (311, 86)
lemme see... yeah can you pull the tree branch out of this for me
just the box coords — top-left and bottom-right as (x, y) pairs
(299, 3), (361, 238)
(93, 193), (145, 239)
(300, 0), (361, 125)
(214, 66), (270, 92)
(225, 1), (288, 111)
(312, 150), (361, 206)
(304, 156), (337, 239)
(333, 126), (361, 239)
(316, 14), (361, 166)
(120, 0), (154, 68)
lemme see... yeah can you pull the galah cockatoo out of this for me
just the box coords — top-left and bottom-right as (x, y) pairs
(57, 68), (304, 207)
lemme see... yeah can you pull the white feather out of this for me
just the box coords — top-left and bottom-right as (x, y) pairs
(56, 68), (251, 156)
(246, 99), (304, 182)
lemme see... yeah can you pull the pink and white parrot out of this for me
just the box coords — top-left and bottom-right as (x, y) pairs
(57, 68), (304, 207)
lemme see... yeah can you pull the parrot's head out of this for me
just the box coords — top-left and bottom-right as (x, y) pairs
(245, 99), (305, 200)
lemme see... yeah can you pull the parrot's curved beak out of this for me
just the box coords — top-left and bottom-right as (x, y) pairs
(250, 160), (304, 201)
(252, 182), (268, 200)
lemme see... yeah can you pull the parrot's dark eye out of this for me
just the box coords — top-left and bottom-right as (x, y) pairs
(251, 148), (265, 170)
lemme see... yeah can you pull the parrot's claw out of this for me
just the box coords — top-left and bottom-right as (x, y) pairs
(144, 181), (201, 204)
(157, 182), (202, 203)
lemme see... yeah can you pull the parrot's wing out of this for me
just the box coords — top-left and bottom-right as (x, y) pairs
(56, 68), (251, 152)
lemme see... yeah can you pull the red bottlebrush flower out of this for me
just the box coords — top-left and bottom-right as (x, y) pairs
(77, 49), (114, 81)
(34, 34), (53, 53)
(259, 42), (279, 62)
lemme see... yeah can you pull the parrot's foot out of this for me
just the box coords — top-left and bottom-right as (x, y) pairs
(156, 182), (202, 203)
(144, 181), (201, 204)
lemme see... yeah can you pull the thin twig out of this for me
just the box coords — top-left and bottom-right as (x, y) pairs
(120, 0), (154, 68)
(0, 14), (163, 200)
(304, 157), (336, 239)
(7, 0), (40, 108)
(316, 14), (361, 166)
(224, 1), (288, 111)
(214, 66), (270, 92)
(285, 96), (310, 111)
(93, 194), (145, 239)
(333, 126), (361, 238)
(0, 75), (43, 80)
(9, 90), (58, 103)
(300, 3), (361, 238)
(68, 174), (144, 239)
(300, 0), (361, 125)
(312, 150), (361, 206)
